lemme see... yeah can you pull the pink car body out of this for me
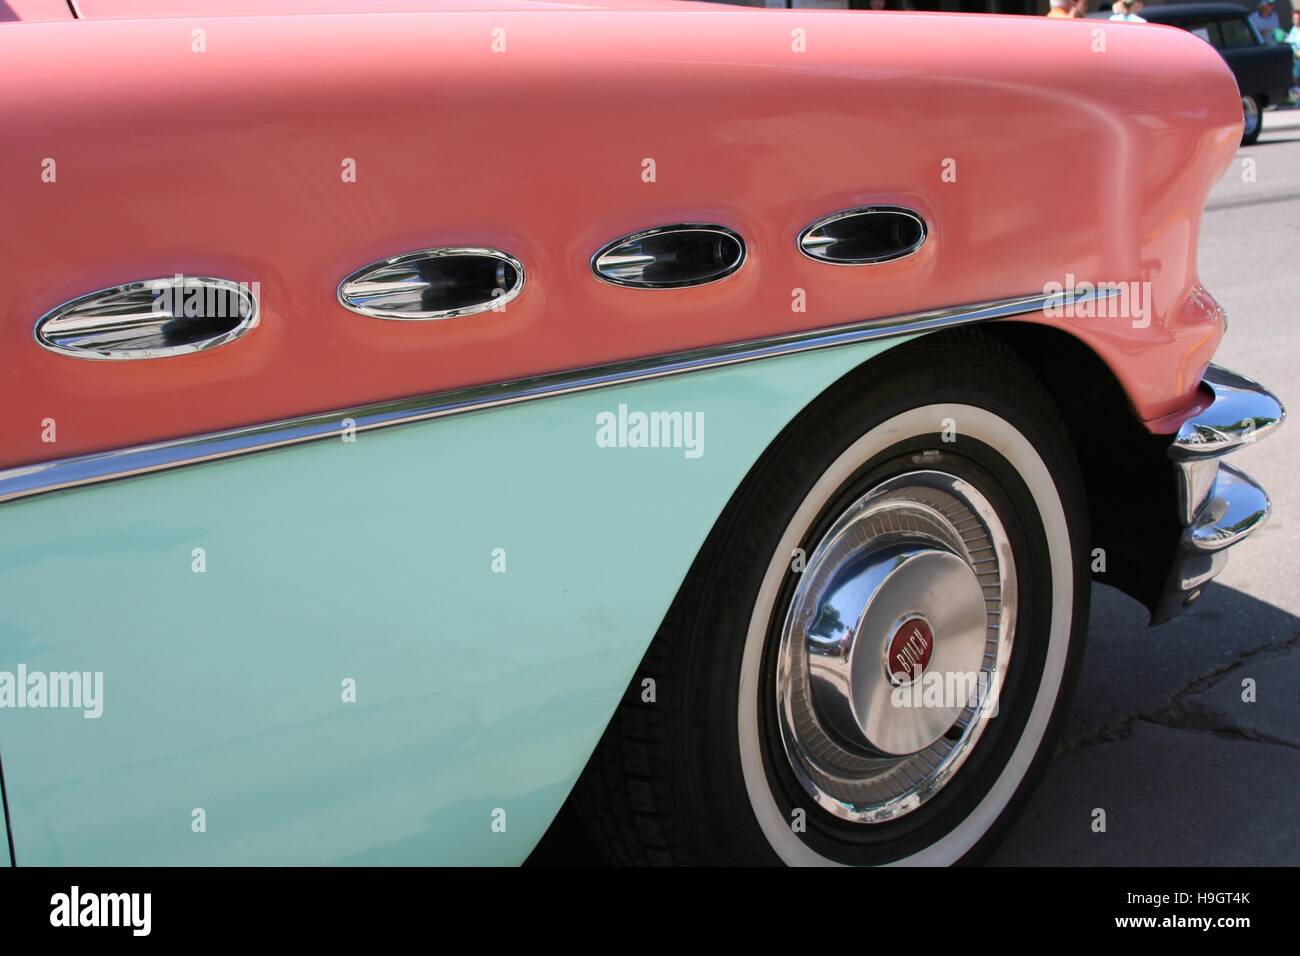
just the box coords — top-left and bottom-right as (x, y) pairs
(1, 1), (1242, 467)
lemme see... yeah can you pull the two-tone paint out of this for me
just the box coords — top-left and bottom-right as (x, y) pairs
(0, 0), (1247, 864)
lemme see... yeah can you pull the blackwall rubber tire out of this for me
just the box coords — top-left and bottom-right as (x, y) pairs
(571, 331), (1091, 865)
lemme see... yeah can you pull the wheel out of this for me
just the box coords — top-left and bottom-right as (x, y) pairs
(571, 331), (1091, 865)
(1241, 95), (1261, 146)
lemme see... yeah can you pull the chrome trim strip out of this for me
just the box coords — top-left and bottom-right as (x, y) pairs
(34, 276), (259, 361)
(590, 224), (746, 289)
(0, 286), (1119, 505)
(337, 247), (524, 321)
(797, 206), (928, 266)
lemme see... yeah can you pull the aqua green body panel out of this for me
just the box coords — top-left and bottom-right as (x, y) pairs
(0, 339), (905, 865)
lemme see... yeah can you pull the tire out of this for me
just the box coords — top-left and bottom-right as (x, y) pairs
(1241, 95), (1262, 146)
(571, 331), (1091, 865)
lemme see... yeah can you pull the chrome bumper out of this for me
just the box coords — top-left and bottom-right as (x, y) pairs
(1153, 365), (1285, 624)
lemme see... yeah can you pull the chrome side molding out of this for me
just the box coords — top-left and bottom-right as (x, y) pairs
(0, 286), (1120, 505)
(798, 207), (928, 265)
(34, 276), (259, 360)
(338, 248), (524, 320)
(591, 224), (745, 289)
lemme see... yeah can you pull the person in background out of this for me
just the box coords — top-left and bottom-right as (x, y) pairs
(1047, 0), (1073, 17)
(1071, 0), (1090, 17)
(868, 0), (887, 9)
(1250, 1), (1280, 41)
(1109, 0), (1146, 22)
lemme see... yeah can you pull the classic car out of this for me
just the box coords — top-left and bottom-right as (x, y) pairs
(0, 0), (1285, 867)
(1089, 2), (1295, 144)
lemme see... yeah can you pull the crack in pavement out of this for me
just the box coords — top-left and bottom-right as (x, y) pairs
(1056, 627), (1300, 757)
(1143, 699), (1300, 752)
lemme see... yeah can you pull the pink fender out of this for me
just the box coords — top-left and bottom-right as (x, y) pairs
(0, 5), (1240, 468)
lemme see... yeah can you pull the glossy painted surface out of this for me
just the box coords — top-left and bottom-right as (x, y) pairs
(0, 336), (904, 865)
(76, 0), (715, 16)
(1, 8), (1240, 469)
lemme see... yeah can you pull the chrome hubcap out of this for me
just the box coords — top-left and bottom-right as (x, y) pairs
(775, 470), (1017, 823)
(1242, 96), (1260, 136)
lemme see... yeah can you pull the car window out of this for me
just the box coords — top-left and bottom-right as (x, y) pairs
(1216, 16), (1259, 48)
(1177, 19), (1224, 48)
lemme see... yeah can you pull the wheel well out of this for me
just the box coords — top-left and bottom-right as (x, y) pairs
(982, 322), (1181, 621)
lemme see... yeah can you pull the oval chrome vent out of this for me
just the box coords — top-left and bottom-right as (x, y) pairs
(798, 207), (928, 265)
(338, 248), (524, 320)
(35, 276), (259, 361)
(592, 225), (746, 289)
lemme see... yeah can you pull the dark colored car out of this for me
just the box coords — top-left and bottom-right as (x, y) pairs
(1091, 3), (1294, 143)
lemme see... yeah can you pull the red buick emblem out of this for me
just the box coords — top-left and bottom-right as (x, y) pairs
(887, 618), (934, 685)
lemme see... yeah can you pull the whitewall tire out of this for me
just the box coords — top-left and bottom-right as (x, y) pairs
(572, 332), (1090, 866)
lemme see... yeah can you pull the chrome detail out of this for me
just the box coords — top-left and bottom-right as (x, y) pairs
(1185, 463), (1271, 553)
(797, 206), (928, 265)
(776, 471), (1016, 824)
(337, 248), (524, 320)
(0, 286), (1120, 505)
(1155, 467), (1270, 624)
(1242, 95), (1261, 139)
(1175, 458), (1220, 527)
(591, 224), (745, 289)
(34, 277), (258, 361)
(1179, 552), (1229, 592)
(1170, 365), (1285, 460)
(1154, 365), (1283, 624)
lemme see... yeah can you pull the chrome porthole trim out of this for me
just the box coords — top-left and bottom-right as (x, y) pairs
(775, 470), (1017, 824)
(337, 247), (524, 321)
(1, 287), (1120, 505)
(591, 224), (746, 289)
(34, 276), (259, 361)
(797, 206), (928, 265)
